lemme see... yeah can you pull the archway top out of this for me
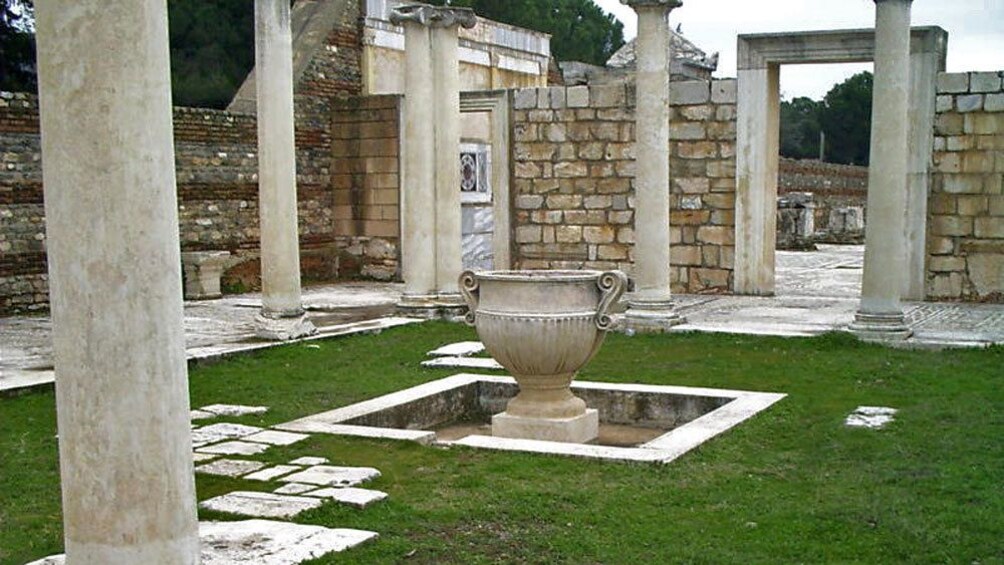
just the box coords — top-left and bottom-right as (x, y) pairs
(738, 26), (947, 70)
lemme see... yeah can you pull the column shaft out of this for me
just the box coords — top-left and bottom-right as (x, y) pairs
(256, 0), (305, 317)
(35, 2), (199, 562)
(432, 24), (463, 295)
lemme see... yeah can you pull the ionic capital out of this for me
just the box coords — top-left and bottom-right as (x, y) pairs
(390, 4), (477, 29)
(621, 0), (683, 12)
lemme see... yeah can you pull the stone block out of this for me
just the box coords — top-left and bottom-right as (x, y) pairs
(514, 161), (541, 179)
(961, 151), (994, 173)
(199, 491), (323, 519)
(597, 108), (633, 121)
(546, 194), (581, 209)
(930, 215), (973, 236)
(946, 136), (972, 152)
(671, 245), (702, 266)
(970, 72), (1003, 93)
(941, 174), (982, 194)
(566, 86), (590, 108)
(590, 122), (621, 141)
(985, 93), (1004, 113)
(516, 225), (542, 243)
(617, 227), (635, 243)
(548, 87), (566, 109)
(929, 272), (963, 298)
(935, 95), (954, 113)
(279, 466), (381, 488)
(492, 409), (598, 444)
(967, 253), (1004, 297)
(697, 226), (734, 245)
(590, 84), (626, 108)
(937, 72), (969, 94)
(670, 81), (710, 105)
(672, 210), (711, 225)
(678, 142), (717, 159)
(706, 160), (735, 178)
(583, 226), (615, 244)
(675, 177), (710, 194)
(577, 142), (605, 160)
(691, 268), (730, 291)
(680, 195), (703, 210)
(711, 79), (738, 104)
(543, 124), (567, 142)
(608, 211), (633, 224)
(181, 250), (230, 300)
(966, 113), (1004, 135)
(928, 256), (966, 272)
(679, 105), (714, 121)
(555, 225), (583, 243)
(604, 143), (633, 160)
(935, 114), (964, 135)
(516, 194), (544, 209)
(990, 196), (1004, 216)
(957, 94), (984, 113)
(928, 236), (955, 255)
(669, 122), (706, 140)
(554, 162), (588, 178)
(583, 195), (612, 209)
(716, 105), (737, 121)
(975, 217), (1004, 238)
(596, 244), (628, 260)
(928, 193), (956, 214)
(704, 193), (734, 209)
(563, 210), (606, 224)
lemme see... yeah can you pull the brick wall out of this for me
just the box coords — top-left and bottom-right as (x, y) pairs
(510, 80), (737, 294)
(928, 71), (1004, 302)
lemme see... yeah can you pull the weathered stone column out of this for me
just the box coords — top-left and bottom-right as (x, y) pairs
(850, 0), (914, 341)
(254, 0), (316, 339)
(34, 2), (199, 562)
(391, 5), (476, 318)
(622, 0), (685, 331)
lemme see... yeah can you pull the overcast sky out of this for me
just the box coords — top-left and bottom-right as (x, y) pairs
(593, 0), (1004, 100)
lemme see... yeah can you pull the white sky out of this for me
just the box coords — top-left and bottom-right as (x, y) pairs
(593, 0), (1004, 100)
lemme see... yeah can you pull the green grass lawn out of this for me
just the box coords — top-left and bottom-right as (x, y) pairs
(2, 322), (1003, 564)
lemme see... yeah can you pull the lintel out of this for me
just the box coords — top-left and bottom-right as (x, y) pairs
(738, 26), (947, 70)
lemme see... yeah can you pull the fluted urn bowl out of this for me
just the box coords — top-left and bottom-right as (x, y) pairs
(460, 270), (626, 439)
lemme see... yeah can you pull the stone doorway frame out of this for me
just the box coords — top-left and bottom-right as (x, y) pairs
(735, 27), (947, 299)
(460, 90), (512, 269)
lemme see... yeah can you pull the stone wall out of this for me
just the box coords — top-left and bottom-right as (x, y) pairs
(510, 80), (737, 294)
(928, 71), (1004, 302)
(778, 157), (868, 231)
(0, 92), (340, 313)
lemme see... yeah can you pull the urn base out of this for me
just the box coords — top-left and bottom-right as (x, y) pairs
(492, 408), (599, 444)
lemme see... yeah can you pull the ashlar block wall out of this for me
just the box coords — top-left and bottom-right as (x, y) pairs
(928, 71), (1004, 301)
(510, 80), (738, 294)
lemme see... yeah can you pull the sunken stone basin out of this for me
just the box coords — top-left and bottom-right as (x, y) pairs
(459, 269), (626, 443)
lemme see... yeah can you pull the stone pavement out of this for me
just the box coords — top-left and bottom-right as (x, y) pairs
(3, 247), (1003, 394)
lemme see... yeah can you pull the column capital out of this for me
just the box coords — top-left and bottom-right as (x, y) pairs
(873, 0), (913, 3)
(390, 5), (477, 29)
(621, 0), (683, 12)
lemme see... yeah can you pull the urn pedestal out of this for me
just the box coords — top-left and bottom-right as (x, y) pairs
(460, 270), (626, 443)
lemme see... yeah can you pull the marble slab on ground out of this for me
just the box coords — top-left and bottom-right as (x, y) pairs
(195, 458), (266, 478)
(303, 487), (388, 509)
(279, 465), (381, 487)
(199, 490), (324, 519)
(191, 409), (216, 420)
(244, 465), (303, 482)
(26, 519), (377, 565)
(197, 440), (271, 456)
(191, 423), (265, 447)
(274, 482), (317, 495)
(427, 341), (485, 357)
(289, 456), (329, 466)
(192, 452), (218, 463)
(199, 403), (270, 417)
(421, 356), (503, 370)
(245, 429), (310, 446)
(845, 406), (897, 429)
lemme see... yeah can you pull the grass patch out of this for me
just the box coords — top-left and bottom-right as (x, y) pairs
(1, 323), (1002, 564)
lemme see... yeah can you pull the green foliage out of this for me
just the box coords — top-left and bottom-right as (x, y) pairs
(780, 96), (823, 160)
(780, 72), (874, 166)
(0, 0), (35, 92)
(430, 0), (625, 66)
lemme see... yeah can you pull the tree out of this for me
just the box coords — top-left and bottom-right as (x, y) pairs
(430, 0), (625, 66)
(818, 71), (873, 166)
(780, 96), (823, 160)
(0, 0), (35, 92)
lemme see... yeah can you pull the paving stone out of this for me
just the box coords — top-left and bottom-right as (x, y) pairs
(192, 452), (218, 463)
(27, 519), (378, 565)
(191, 409), (216, 421)
(290, 456), (329, 466)
(274, 482), (318, 495)
(191, 423), (265, 447)
(198, 440), (271, 456)
(199, 491), (324, 519)
(195, 459), (266, 478)
(243, 465), (303, 482)
(421, 356), (503, 370)
(303, 487), (389, 509)
(427, 341), (485, 357)
(199, 404), (269, 417)
(845, 406), (897, 429)
(244, 429), (310, 446)
(279, 465), (381, 487)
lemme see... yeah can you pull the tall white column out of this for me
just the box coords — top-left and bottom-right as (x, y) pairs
(391, 5), (476, 318)
(254, 0), (316, 340)
(850, 0), (914, 342)
(34, 2), (199, 562)
(623, 0), (685, 331)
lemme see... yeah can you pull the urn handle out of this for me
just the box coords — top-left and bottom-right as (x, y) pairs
(459, 270), (479, 326)
(595, 270), (627, 331)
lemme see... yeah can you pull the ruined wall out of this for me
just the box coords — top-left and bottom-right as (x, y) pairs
(928, 71), (1004, 302)
(510, 80), (737, 294)
(778, 157), (868, 230)
(0, 92), (339, 313)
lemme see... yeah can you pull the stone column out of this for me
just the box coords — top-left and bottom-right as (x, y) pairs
(34, 2), (199, 562)
(254, 0), (316, 340)
(622, 0), (685, 331)
(850, 0), (914, 342)
(391, 5), (476, 318)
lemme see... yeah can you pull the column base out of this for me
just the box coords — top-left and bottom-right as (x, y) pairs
(396, 293), (467, 321)
(848, 311), (913, 343)
(492, 408), (598, 444)
(254, 312), (317, 341)
(624, 298), (686, 333)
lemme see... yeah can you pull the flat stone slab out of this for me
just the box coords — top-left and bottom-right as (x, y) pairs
(289, 456), (329, 466)
(199, 404), (269, 417)
(421, 356), (503, 370)
(191, 423), (265, 447)
(274, 482), (317, 495)
(279, 465), (381, 487)
(191, 409), (216, 420)
(27, 519), (378, 565)
(845, 406), (897, 429)
(199, 491), (324, 519)
(245, 429), (310, 446)
(197, 440), (271, 456)
(243, 465), (303, 482)
(195, 458), (266, 478)
(428, 341), (485, 357)
(192, 452), (218, 463)
(303, 487), (389, 509)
